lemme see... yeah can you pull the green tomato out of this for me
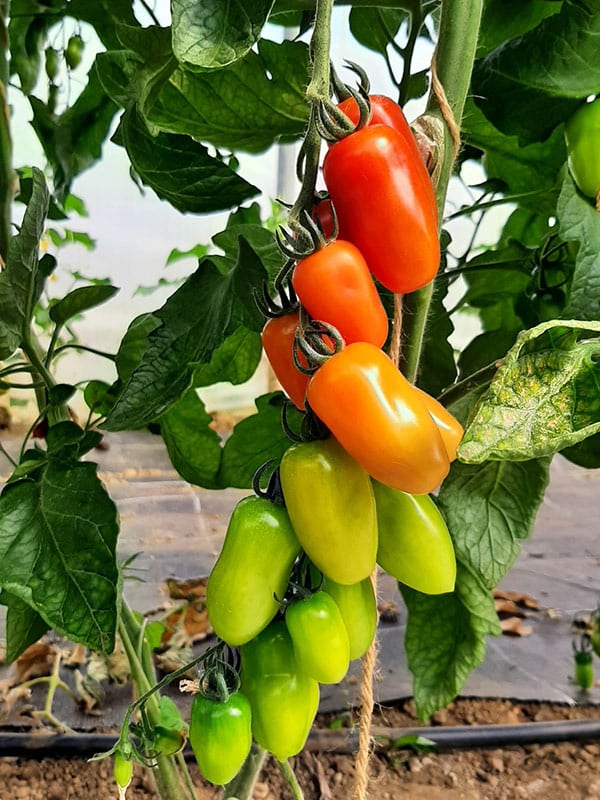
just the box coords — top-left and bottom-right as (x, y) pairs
(591, 610), (600, 658)
(574, 650), (594, 691)
(189, 691), (252, 786)
(44, 47), (60, 81)
(373, 481), (456, 595)
(241, 620), (319, 762)
(285, 591), (350, 684)
(65, 34), (84, 69)
(280, 437), (377, 584)
(320, 574), (377, 660)
(152, 725), (186, 757)
(565, 97), (600, 201)
(207, 496), (300, 646)
(113, 751), (133, 792)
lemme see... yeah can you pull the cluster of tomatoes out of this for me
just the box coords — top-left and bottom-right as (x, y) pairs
(189, 86), (464, 785)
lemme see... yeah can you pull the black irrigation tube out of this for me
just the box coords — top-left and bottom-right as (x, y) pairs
(0, 717), (599, 760)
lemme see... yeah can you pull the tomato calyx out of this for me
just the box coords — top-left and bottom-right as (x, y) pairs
(254, 271), (298, 319)
(276, 208), (337, 262)
(252, 459), (286, 506)
(317, 79), (371, 143)
(281, 398), (329, 443)
(292, 312), (344, 375)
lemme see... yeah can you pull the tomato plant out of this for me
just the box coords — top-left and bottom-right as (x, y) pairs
(564, 97), (600, 203)
(261, 311), (309, 410)
(319, 573), (377, 660)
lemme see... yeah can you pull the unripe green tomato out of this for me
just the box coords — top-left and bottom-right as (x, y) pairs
(285, 591), (350, 684)
(564, 97), (600, 201)
(189, 691), (252, 786)
(206, 496), (300, 646)
(321, 574), (377, 660)
(574, 650), (594, 690)
(373, 481), (456, 595)
(45, 47), (60, 81)
(113, 752), (133, 794)
(65, 34), (84, 69)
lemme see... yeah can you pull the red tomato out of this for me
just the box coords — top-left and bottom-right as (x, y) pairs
(323, 125), (440, 294)
(306, 342), (450, 494)
(261, 311), (309, 410)
(292, 240), (388, 347)
(312, 198), (336, 239)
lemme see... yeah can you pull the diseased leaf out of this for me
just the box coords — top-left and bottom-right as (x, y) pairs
(401, 563), (500, 721)
(0, 168), (50, 359)
(171, 0), (275, 71)
(558, 173), (600, 322)
(458, 321), (600, 462)
(0, 429), (119, 653)
(437, 458), (550, 588)
(472, 2), (600, 143)
(160, 388), (222, 488)
(116, 105), (259, 213)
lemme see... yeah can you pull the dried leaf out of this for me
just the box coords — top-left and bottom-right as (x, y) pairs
(15, 642), (56, 683)
(500, 617), (533, 637)
(378, 601), (399, 624)
(63, 643), (87, 668)
(315, 754), (334, 800)
(493, 589), (540, 610)
(155, 645), (196, 676)
(161, 602), (212, 648)
(87, 638), (130, 686)
(74, 669), (104, 714)
(165, 576), (209, 600)
(495, 599), (526, 618)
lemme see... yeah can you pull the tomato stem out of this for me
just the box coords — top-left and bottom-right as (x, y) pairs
(400, 0), (484, 384)
(280, 759), (306, 800)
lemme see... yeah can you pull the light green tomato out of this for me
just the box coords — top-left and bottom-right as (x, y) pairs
(565, 97), (600, 201)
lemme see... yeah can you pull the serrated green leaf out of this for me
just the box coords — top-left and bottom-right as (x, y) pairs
(401, 563), (500, 721)
(472, 2), (600, 143)
(558, 173), (600, 321)
(458, 321), (600, 462)
(171, 0), (275, 71)
(149, 38), (310, 152)
(219, 392), (299, 489)
(0, 167), (49, 359)
(103, 237), (267, 431)
(115, 314), (161, 383)
(166, 244), (210, 266)
(477, 0), (562, 58)
(0, 450), (119, 653)
(0, 590), (50, 663)
(437, 458), (550, 588)
(160, 388), (222, 488)
(457, 330), (517, 381)
(117, 105), (259, 213)
(84, 380), (120, 417)
(349, 7), (406, 54)
(417, 282), (457, 397)
(49, 285), (119, 326)
(193, 326), (262, 387)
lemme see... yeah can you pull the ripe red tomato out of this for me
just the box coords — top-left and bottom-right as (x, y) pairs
(292, 240), (388, 347)
(323, 125), (439, 294)
(306, 342), (449, 494)
(261, 311), (309, 410)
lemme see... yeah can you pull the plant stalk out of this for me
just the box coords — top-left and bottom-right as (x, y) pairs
(0, 0), (12, 265)
(400, 0), (484, 384)
(222, 742), (267, 800)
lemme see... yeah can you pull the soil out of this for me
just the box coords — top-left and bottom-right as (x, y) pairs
(1, 699), (599, 800)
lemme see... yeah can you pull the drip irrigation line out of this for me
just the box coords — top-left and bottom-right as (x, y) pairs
(0, 717), (599, 760)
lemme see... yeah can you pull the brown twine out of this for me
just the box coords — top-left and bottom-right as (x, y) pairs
(430, 51), (461, 164)
(352, 569), (379, 800)
(388, 293), (404, 368)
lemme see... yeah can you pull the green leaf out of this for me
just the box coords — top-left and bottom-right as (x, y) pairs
(462, 99), (566, 214)
(84, 380), (120, 417)
(349, 7), (406, 54)
(558, 173), (600, 321)
(0, 590), (50, 663)
(103, 237), (267, 431)
(477, 0), (562, 57)
(49, 285), (119, 326)
(437, 458), (550, 588)
(472, 2), (600, 143)
(219, 392), (299, 489)
(401, 563), (500, 721)
(160, 388), (222, 488)
(171, 0), (275, 71)
(0, 440), (119, 653)
(457, 330), (517, 381)
(148, 38), (310, 152)
(29, 68), (118, 200)
(458, 321), (600, 462)
(0, 167), (50, 359)
(115, 314), (162, 383)
(8, 0), (63, 94)
(561, 433), (600, 469)
(116, 105), (259, 213)
(166, 244), (211, 266)
(193, 326), (262, 387)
